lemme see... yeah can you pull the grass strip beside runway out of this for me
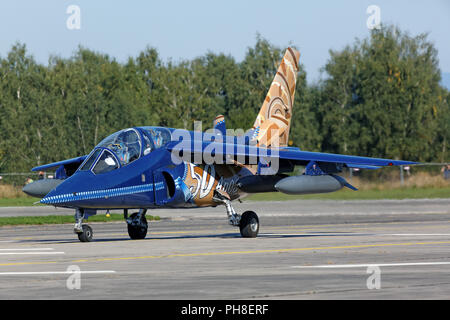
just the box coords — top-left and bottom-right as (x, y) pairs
(0, 186), (449, 207)
(0, 214), (160, 226)
(247, 186), (450, 201)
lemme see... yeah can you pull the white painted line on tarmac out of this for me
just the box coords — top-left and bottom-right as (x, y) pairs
(0, 248), (55, 251)
(292, 262), (450, 269)
(0, 271), (116, 276)
(383, 234), (450, 236)
(0, 252), (65, 255)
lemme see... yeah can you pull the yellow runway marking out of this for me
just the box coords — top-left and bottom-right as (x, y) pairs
(3, 240), (450, 267)
(92, 241), (450, 263)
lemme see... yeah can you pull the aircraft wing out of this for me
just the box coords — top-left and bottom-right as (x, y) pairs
(165, 140), (418, 168)
(31, 155), (87, 172)
(275, 148), (416, 167)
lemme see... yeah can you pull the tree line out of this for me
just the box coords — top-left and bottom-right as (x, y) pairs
(0, 25), (448, 178)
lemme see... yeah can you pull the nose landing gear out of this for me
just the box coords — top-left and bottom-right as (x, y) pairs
(74, 208), (94, 242)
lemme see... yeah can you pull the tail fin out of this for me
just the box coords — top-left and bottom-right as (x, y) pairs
(251, 47), (300, 147)
(213, 115), (226, 136)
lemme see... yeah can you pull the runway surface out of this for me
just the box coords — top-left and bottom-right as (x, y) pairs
(0, 199), (450, 299)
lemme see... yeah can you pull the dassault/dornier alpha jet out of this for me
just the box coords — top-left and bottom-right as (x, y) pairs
(23, 48), (417, 242)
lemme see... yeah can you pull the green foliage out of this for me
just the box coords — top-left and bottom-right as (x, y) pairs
(0, 25), (448, 176)
(318, 25), (447, 162)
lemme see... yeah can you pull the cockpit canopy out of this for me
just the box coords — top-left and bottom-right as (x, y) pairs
(97, 128), (141, 166)
(139, 126), (172, 154)
(78, 127), (172, 174)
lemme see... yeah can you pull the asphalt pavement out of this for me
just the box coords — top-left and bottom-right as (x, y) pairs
(0, 198), (450, 299)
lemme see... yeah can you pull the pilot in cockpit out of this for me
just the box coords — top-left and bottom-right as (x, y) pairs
(108, 130), (139, 165)
(154, 130), (163, 148)
(142, 134), (152, 156)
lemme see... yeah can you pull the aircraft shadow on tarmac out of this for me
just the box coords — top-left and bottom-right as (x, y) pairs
(11, 231), (374, 244)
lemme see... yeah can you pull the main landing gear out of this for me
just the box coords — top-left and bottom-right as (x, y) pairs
(223, 199), (260, 238)
(124, 209), (148, 240)
(74, 208), (149, 242)
(73, 202), (257, 241)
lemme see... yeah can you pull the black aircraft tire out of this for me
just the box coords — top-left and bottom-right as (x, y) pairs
(127, 213), (148, 240)
(77, 225), (93, 242)
(239, 211), (259, 238)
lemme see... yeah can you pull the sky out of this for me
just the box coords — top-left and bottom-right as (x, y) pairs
(0, 0), (449, 85)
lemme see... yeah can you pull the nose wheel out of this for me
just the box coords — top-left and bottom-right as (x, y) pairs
(74, 208), (94, 242)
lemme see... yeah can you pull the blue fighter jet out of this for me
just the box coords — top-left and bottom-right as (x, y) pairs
(23, 48), (417, 242)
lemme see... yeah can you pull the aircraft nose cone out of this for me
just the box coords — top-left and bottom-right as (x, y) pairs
(22, 179), (64, 198)
(39, 171), (99, 206)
